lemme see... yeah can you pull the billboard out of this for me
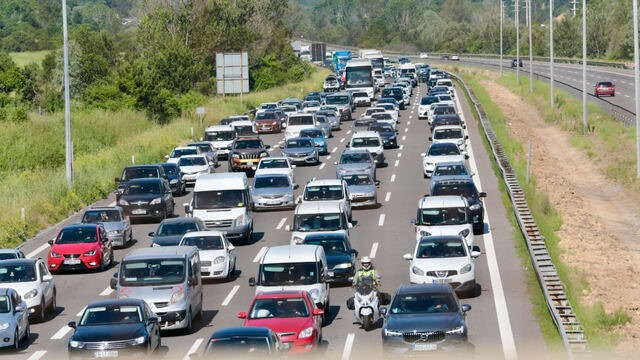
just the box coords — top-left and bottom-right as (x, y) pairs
(216, 52), (249, 95)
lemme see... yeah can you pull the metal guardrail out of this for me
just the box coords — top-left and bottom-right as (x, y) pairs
(448, 71), (589, 358)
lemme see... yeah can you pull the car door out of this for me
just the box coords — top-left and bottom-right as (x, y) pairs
(37, 261), (53, 308)
(162, 180), (174, 214)
(11, 290), (28, 338)
(144, 303), (161, 349)
(223, 235), (236, 271)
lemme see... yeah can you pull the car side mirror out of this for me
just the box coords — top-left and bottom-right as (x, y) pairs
(479, 192), (487, 198)
(248, 277), (256, 287)
(380, 307), (388, 317)
(285, 225), (291, 231)
(265, 145), (271, 149)
(461, 304), (472, 313)
(237, 311), (248, 319)
(110, 277), (118, 290)
(42, 274), (53, 282)
(148, 232), (155, 237)
(333, 161), (338, 165)
(279, 145), (284, 149)
(115, 177), (121, 183)
(48, 239), (54, 246)
(411, 219), (417, 226)
(313, 308), (325, 316)
(184, 203), (192, 215)
(148, 317), (159, 324)
(402, 253), (413, 260)
(68, 321), (77, 329)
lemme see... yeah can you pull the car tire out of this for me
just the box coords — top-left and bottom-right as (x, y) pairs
(322, 298), (331, 326)
(47, 290), (56, 314)
(13, 328), (20, 350)
(184, 309), (192, 335)
(24, 323), (30, 342)
(109, 250), (114, 267)
(37, 298), (46, 322)
(99, 255), (106, 272)
(226, 262), (235, 282)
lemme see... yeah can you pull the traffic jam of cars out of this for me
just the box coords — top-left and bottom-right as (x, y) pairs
(1, 56), (490, 358)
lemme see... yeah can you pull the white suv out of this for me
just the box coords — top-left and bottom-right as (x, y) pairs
(412, 195), (474, 249)
(287, 202), (352, 245)
(299, 179), (352, 221)
(348, 130), (386, 167)
(429, 125), (468, 155)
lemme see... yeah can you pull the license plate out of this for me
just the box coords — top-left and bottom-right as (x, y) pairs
(94, 350), (118, 358)
(131, 209), (146, 215)
(433, 278), (451, 284)
(246, 162), (254, 166)
(413, 343), (437, 351)
(63, 259), (81, 265)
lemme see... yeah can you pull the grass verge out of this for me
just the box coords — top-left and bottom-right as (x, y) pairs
(9, 50), (52, 67)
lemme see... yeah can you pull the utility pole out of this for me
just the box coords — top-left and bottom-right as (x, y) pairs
(62, 0), (73, 186)
(550, 0), (555, 107)
(528, 0), (533, 92)
(582, 0), (587, 133)
(500, 1), (504, 77)
(516, 0), (520, 84)
(634, 0), (640, 177)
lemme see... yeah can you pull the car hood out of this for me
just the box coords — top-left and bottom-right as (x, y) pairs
(71, 323), (146, 342)
(152, 235), (183, 246)
(179, 165), (209, 174)
(338, 164), (374, 173)
(411, 256), (470, 272)
(100, 222), (126, 232)
(252, 187), (292, 197)
(423, 155), (465, 164)
(282, 147), (316, 154)
(198, 249), (228, 261)
(326, 253), (354, 269)
(211, 140), (233, 149)
(348, 184), (376, 195)
(244, 316), (314, 334)
(254, 169), (293, 177)
(0, 281), (38, 297)
(121, 193), (163, 202)
(255, 119), (278, 123)
(52, 242), (99, 254)
(385, 312), (463, 332)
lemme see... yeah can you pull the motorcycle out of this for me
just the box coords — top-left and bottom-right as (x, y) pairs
(346, 276), (386, 330)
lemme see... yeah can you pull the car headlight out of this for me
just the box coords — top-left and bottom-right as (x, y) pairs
(234, 214), (245, 227)
(458, 228), (470, 238)
(298, 327), (314, 339)
(151, 242), (161, 247)
(170, 179), (178, 185)
(214, 256), (226, 264)
(419, 230), (431, 237)
(334, 263), (352, 269)
(469, 203), (481, 211)
(50, 251), (61, 258)
(460, 263), (472, 274)
(231, 153), (240, 158)
(84, 249), (97, 256)
(170, 289), (185, 304)
(130, 336), (146, 345)
(108, 230), (122, 236)
(24, 288), (38, 299)
(118, 199), (130, 206)
(259, 151), (268, 158)
(149, 197), (162, 205)
(365, 191), (376, 197)
(411, 266), (424, 276)
(383, 328), (403, 337)
(446, 325), (465, 335)
(69, 340), (84, 349)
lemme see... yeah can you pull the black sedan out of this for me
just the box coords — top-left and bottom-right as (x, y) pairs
(381, 284), (473, 356)
(68, 299), (161, 359)
(368, 121), (399, 149)
(203, 326), (282, 357)
(117, 177), (175, 223)
(300, 232), (358, 284)
(148, 217), (206, 247)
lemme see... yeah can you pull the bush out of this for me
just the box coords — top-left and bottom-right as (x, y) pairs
(83, 82), (134, 111)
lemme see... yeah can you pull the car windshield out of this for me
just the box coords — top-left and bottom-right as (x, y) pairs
(254, 176), (290, 189)
(433, 128), (463, 140)
(369, 124), (394, 133)
(124, 182), (162, 195)
(122, 167), (157, 181)
(0, 296), (10, 313)
(80, 304), (143, 326)
(372, 113), (392, 120)
(294, 213), (344, 231)
(193, 190), (246, 209)
(341, 174), (373, 186)
(120, 259), (186, 286)
(234, 140), (262, 149)
(82, 210), (122, 223)
(434, 107), (456, 115)
(438, 95), (453, 101)
(433, 164), (469, 177)
(421, 97), (438, 105)
(419, 207), (468, 225)
(390, 293), (458, 314)
(0, 264), (37, 282)
(340, 153), (372, 164)
(304, 185), (344, 201)
(417, 238), (467, 258)
(598, 82), (613, 87)
(300, 129), (324, 138)
(56, 227), (98, 244)
(258, 159), (288, 169)
(178, 157), (207, 166)
(260, 103), (277, 110)
(255, 113), (277, 120)
(170, 148), (197, 158)
(351, 137), (380, 147)
(249, 297), (310, 319)
(156, 221), (200, 236)
(286, 139), (314, 148)
(427, 143), (460, 156)
(204, 131), (235, 141)
(161, 165), (179, 176)
(432, 183), (477, 198)
(181, 235), (224, 250)
(365, 109), (384, 116)
(325, 96), (349, 105)
(260, 262), (318, 286)
(303, 237), (347, 254)
(288, 116), (314, 126)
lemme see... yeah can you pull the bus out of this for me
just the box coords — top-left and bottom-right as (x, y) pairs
(345, 58), (375, 101)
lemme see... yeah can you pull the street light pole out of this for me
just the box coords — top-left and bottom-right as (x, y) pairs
(550, 0), (555, 107)
(634, 0), (640, 177)
(500, 1), (504, 77)
(62, 0), (73, 186)
(516, 0), (520, 84)
(528, 0), (533, 92)
(582, 0), (587, 133)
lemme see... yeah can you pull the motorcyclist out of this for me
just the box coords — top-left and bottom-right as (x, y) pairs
(352, 257), (380, 287)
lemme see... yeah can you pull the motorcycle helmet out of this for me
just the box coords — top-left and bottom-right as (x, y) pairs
(361, 256), (372, 270)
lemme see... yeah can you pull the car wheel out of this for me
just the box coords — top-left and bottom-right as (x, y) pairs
(24, 323), (30, 342)
(47, 290), (57, 313)
(37, 298), (46, 322)
(109, 250), (115, 266)
(128, 230), (133, 245)
(322, 299), (331, 326)
(13, 328), (19, 350)
(184, 309), (192, 335)
(226, 261), (235, 282)
(99, 255), (106, 272)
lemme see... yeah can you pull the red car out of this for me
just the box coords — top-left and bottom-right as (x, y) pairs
(594, 81), (615, 97)
(47, 223), (114, 273)
(238, 291), (323, 353)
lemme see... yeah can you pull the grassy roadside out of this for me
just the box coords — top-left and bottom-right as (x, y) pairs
(9, 50), (51, 67)
(0, 68), (331, 248)
(451, 67), (632, 350)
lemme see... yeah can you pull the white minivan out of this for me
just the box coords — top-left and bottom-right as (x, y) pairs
(184, 173), (253, 244)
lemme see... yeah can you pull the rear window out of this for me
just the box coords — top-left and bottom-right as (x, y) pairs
(598, 82), (613, 87)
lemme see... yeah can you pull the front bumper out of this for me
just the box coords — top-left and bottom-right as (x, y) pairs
(123, 204), (165, 220)
(230, 158), (262, 171)
(253, 196), (295, 210)
(67, 341), (149, 359)
(279, 332), (318, 354)
(201, 260), (230, 279)
(350, 195), (377, 208)
(284, 153), (317, 165)
(49, 254), (102, 272)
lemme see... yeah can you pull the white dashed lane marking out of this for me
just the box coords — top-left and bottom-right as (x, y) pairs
(332, 146), (338, 153)
(99, 287), (113, 296)
(385, 192), (391, 202)
(221, 285), (240, 306)
(378, 214), (386, 226)
(341, 333), (355, 360)
(27, 351), (47, 360)
(276, 217), (287, 230)
(394, 160), (400, 167)
(390, 174), (396, 182)
(51, 326), (73, 340)
(319, 163), (326, 170)
(253, 247), (268, 262)
(184, 338), (204, 360)
(370, 242), (379, 258)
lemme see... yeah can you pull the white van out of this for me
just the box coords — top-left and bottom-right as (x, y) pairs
(248, 244), (331, 323)
(109, 246), (203, 333)
(202, 125), (236, 160)
(184, 173), (253, 244)
(284, 112), (316, 140)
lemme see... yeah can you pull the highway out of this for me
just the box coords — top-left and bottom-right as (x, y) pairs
(8, 78), (550, 360)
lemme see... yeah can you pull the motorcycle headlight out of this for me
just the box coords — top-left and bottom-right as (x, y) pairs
(84, 249), (97, 256)
(214, 256), (226, 264)
(118, 199), (130, 206)
(334, 263), (352, 269)
(446, 325), (465, 335)
(170, 179), (178, 185)
(458, 228), (470, 238)
(24, 288), (38, 299)
(130, 336), (146, 345)
(298, 327), (314, 339)
(460, 263), (472, 274)
(69, 340), (84, 349)
(149, 197), (162, 205)
(384, 328), (402, 337)
(411, 266), (424, 276)
(170, 289), (185, 304)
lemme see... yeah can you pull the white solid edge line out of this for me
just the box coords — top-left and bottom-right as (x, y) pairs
(221, 285), (240, 306)
(341, 333), (355, 360)
(460, 96), (518, 360)
(276, 217), (287, 230)
(99, 287), (114, 296)
(369, 243), (379, 259)
(27, 350), (47, 360)
(26, 243), (50, 259)
(378, 214), (386, 227)
(253, 247), (268, 263)
(183, 338), (204, 360)
(51, 325), (73, 340)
